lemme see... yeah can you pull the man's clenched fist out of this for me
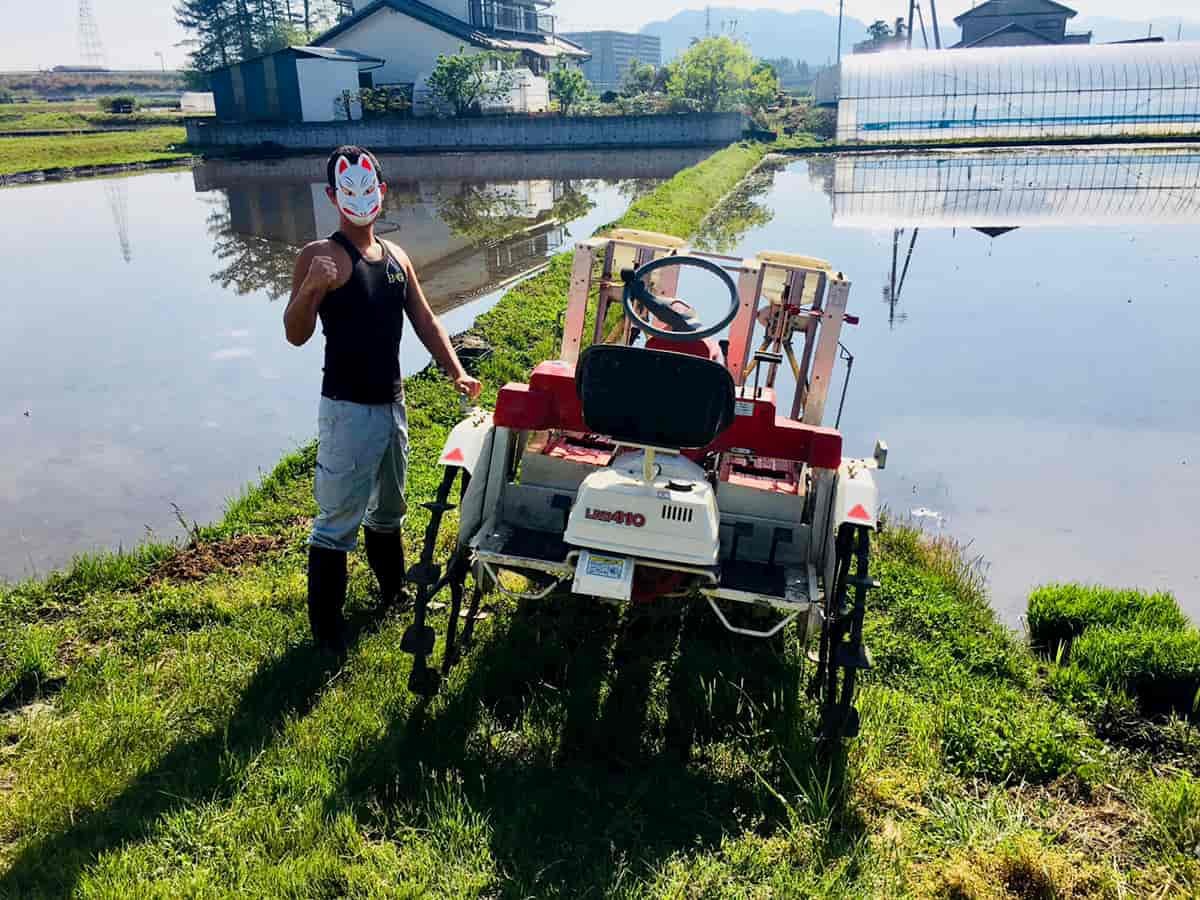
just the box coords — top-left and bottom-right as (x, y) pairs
(304, 255), (339, 294)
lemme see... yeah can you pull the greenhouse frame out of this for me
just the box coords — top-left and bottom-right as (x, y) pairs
(836, 41), (1200, 144)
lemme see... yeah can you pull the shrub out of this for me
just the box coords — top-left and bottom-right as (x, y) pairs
(1072, 625), (1200, 717)
(801, 105), (835, 140)
(1027, 584), (1188, 654)
(98, 95), (137, 113)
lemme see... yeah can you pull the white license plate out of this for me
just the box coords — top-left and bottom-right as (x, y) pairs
(572, 550), (634, 601)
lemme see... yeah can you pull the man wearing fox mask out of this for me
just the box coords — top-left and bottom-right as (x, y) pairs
(285, 145), (482, 652)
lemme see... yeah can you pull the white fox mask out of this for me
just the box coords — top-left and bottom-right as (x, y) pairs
(334, 154), (382, 226)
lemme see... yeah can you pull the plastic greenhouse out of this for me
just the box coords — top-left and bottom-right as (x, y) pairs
(836, 41), (1200, 144)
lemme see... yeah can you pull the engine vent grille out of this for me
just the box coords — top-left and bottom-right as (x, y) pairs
(661, 504), (693, 523)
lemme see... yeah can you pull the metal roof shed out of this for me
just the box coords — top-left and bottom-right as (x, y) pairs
(209, 46), (384, 123)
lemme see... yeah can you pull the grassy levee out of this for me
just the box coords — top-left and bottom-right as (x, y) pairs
(2, 140), (1198, 897)
(0, 101), (196, 134)
(0, 126), (188, 177)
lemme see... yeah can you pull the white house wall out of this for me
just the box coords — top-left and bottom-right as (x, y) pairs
(296, 58), (362, 121)
(323, 7), (471, 86)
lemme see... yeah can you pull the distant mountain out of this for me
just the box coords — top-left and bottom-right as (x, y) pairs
(640, 7), (871, 65)
(637, 8), (1200, 66)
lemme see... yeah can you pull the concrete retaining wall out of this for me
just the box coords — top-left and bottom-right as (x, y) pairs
(185, 113), (747, 152)
(191, 147), (713, 187)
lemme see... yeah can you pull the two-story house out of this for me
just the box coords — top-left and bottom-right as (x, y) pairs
(951, 0), (1092, 48)
(312, 0), (588, 114)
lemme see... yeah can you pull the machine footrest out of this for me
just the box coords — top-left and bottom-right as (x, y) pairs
(845, 575), (880, 590)
(834, 642), (873, 670)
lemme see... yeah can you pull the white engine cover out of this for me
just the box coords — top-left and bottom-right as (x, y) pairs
(564, 450), (720, 567)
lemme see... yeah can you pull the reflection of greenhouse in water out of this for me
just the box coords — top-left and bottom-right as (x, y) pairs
(837, 42), (1200, 144)
(831, 148), (1200, 228)
(822, 147), (1200, 328)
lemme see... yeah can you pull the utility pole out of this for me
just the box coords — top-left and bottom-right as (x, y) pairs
(836, 0), (844, 60)
(907, 0), (916, 49)
(705, 5), (711, 38)
(928, 0), (942, 49)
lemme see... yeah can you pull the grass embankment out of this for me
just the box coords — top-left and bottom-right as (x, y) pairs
(2, 141), (1198, 897)
(0, 101), (195, 134)
(0, 127), (189, 177)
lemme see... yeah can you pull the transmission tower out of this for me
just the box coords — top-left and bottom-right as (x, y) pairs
(78, 0), (108, 68)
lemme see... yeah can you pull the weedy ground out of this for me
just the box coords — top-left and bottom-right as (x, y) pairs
(1, 142), (1197, 898)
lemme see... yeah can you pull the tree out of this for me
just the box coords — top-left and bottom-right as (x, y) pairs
(425, 48), (517, 117)
(867, 20), (893, 41)
(175, 0), (341, 73)
(548, 66), (591, 116)
(666, 36), (778, 114)
(745, 60), (779, 112)
(621, 58), (655, 96)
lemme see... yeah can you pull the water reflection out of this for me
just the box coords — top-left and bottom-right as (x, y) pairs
(820, 148), (1200, 330)
(104, 180), (132, 263)
(830, 148), (1200, 227)
(197, 168), (594, 306)
(2, 150), (700, 581)
(686, 147), (1200, 622)
(692, 158), (786, 253)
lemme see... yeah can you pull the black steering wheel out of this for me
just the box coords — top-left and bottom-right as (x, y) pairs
(621, 255), (740, 341)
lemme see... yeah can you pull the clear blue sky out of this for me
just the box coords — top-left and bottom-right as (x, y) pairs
(3, 0), (1198, 70)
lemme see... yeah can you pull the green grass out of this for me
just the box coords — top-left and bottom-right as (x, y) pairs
(1069, 625), (1200, 718)
(1027, 583), (1189, 653)
(0, 101), (194, 134)
(2, 140), (1197, 897)
(0, 126), (189, 176)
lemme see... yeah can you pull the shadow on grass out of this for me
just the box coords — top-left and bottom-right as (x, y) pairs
(331, 596), (863, 897)
(0, 603), (389, 899)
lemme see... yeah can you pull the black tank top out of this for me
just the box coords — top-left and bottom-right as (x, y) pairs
(318, 231), (409, 405)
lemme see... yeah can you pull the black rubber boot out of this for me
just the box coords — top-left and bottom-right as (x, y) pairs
(307, 546), (348, 653)
(364, 527), (405, 608)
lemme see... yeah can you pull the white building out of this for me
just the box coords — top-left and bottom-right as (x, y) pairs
(312, 0), (589, 115)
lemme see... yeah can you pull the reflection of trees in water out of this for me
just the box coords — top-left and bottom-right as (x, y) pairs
(616, 177), (664, 201)
(805, 156), (836, 202)
(436, 181), (597, 243)
(205, 196), (297, 301)
(692, 157), (787, 253)
(202, 177), (609, 303)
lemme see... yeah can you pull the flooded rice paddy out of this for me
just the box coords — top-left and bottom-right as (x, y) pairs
(0, 148), (706, 580)
(692, 147), (1200, 623)
(2, 143), (1197, 625)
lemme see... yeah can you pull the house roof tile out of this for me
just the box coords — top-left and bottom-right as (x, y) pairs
(954, 0), (1078, 26)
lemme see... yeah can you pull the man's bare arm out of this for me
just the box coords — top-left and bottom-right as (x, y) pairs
(393, 245), (482, 399)
(284, 245), (339, 346)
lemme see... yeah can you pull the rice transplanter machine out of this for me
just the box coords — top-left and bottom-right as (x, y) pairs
(401, 230), (886, 739)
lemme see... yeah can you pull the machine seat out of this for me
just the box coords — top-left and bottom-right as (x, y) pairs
(576, 344), (735, 449)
